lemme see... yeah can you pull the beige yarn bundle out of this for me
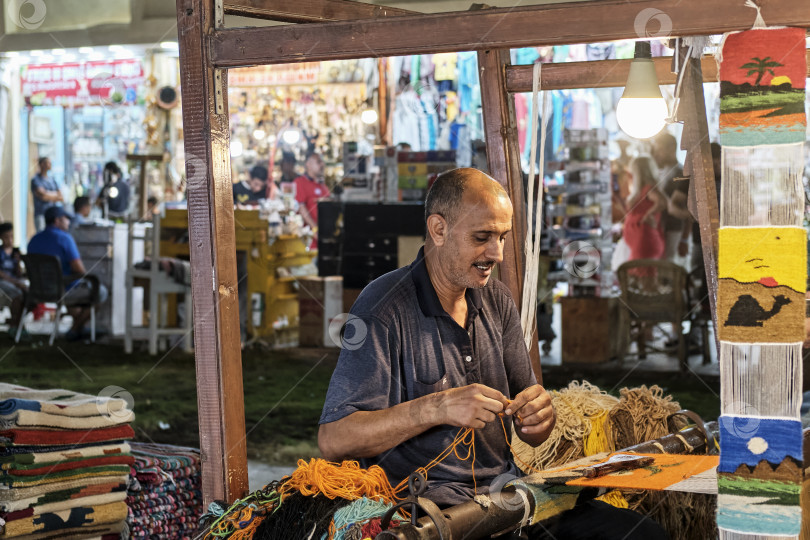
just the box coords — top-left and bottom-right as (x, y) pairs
(510, 380), (619, 471)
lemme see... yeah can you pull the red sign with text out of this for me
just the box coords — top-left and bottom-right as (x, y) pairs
(20, 59), (144, 106)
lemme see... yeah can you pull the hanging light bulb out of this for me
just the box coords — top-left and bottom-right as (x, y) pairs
(616, 41), (669, 139)
(282, 128), (301, 145)
(361, 107), (378, 125)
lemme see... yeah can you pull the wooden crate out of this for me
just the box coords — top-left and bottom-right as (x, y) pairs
(561, 296), (619, 363)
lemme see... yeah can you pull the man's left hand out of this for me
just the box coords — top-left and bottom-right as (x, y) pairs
(505, 385), (555, 441)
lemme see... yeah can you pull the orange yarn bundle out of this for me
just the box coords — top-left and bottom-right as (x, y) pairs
(279, 426), (480, 508)
(279, 458), (400, 504)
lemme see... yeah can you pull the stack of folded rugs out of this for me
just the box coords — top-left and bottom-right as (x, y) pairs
(125, 442), (202, 538)
(0, 383), (134, 539)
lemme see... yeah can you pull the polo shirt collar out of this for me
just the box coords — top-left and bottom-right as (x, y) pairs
(411, 247), (483, 318)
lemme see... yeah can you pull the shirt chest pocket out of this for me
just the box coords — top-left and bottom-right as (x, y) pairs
(411, 372), (450, 398)
(409, 354), (450, 398)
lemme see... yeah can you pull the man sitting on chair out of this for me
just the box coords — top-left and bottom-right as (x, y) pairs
(27, 206), (108, 341)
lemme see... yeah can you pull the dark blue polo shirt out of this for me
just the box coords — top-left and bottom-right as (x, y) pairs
(320, 248), (536, 506)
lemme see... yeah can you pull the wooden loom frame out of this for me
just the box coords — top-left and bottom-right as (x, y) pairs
(174, 0), (810, 504)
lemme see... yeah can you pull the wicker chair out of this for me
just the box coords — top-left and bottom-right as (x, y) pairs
(616, 259), (688, 369)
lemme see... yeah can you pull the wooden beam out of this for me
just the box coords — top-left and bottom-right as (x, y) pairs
(210, 0), (810, 67)
(176, 0), (249, 504)
(505, 56), (715, 92)
(506, 51), (810, 93)
(223, 0), (413, 23)
(677, 48), (720, 366)
(478, 49), (543, 383)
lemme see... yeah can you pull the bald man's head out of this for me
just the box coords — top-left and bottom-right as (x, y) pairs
(425, 168), (508, 226)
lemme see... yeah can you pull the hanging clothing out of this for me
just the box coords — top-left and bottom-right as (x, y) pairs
(568, 44), (588, 62)
(410, 55), (421, 85)
(514, 93), (528, 154)
(444, 91), (459, 124)
(552, 45), (570, 62)
(455, 122), (472, 167)
(419, 94), (438, 150)
(392, 91), (422, 150)
(586, 44), (616, 61)
(457, 52), (478, 114)
(514, 47), (540, 66)
(433, 53), (458, 81)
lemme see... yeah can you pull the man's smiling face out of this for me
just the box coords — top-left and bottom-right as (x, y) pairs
(439, 188), (513, 290)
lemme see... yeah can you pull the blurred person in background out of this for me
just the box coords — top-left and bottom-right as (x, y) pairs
(31, 157), (63, 232)
(623, 156), (667, 265)
(651, 133), (690, 268)
(98, 161), (131, 220)
(233, 165), (271, 204)
(0, 222), (26, 337)
(71, 196), (93, 231)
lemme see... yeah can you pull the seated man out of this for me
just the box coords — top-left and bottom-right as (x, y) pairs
(233, 165), (270, 204)
(0, 222), (26, 336)
(318, 168), (667, 539)
(28, 206), (108, 341)
(71, 196), (93, 230)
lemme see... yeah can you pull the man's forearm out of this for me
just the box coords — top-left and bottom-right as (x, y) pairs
(299, 205), (317, 229)
(319, 394), (440, 461)
(36, 190), (61, 202)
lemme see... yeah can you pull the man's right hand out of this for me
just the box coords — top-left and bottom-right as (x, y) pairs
(434, 384), (508, 429)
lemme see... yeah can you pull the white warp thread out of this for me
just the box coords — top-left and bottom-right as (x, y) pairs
(720, 529), (797, 540)
(520, 62), (549, 351)
(720, 144), (804, 227)
(743, 0), (767, 29)
(719, 342), (803, 419)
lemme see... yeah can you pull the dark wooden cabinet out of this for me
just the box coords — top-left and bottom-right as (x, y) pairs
(318, 201), (425, 288)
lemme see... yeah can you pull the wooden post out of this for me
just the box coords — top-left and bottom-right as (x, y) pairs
(677, 50), (720, 358)
(176, 0), (248, 504)
(478, 49), (542, 383)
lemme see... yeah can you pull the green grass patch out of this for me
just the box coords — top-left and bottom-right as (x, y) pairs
(718, 475), (800, 505)
(720, 89), (804, 112)
(0, 340), (338, 465)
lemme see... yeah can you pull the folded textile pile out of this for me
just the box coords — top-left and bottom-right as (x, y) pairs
(126, 442), (202, 539)
(0, 383), (134, 539)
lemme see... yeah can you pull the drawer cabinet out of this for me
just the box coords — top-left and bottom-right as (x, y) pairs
(318, 202), (424, 289)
